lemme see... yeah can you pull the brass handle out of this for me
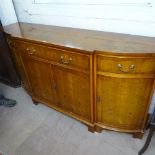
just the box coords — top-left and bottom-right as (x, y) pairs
(60, 56), (72, 64)
(117, 64), (135, 73)
(26, 48), (36, 55)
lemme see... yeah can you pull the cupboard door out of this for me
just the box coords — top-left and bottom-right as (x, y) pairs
(96, 75), (154, 130)
(52, 65), (91, 121)
(21, 55), (58, 105)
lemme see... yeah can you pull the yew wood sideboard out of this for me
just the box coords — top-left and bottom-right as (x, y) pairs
(4, 22), (155, 139)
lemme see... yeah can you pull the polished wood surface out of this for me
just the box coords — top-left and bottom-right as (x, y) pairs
(5, 22), (155, 138)
(10, 42), (32, 92)
(9, 35), (94, 128)
(22, 56), (58, 104)
(94, 53), (155, 137)
(3, 22), (155, 54)
(96, 74), (153, 130)
(52, 65), (91, 121)
(22, 54), (92, 122)
(15, 40), (90, 72)
(97, 55), (155, 74)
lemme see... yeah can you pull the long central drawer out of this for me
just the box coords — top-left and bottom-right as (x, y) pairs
(15, 40), (90, 71)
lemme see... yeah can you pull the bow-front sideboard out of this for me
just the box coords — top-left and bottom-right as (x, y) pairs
(4, 23), (155, 139)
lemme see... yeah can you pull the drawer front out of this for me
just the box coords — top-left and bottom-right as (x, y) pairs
(97, 55), (155, 74)
(16, 40), (90, 71)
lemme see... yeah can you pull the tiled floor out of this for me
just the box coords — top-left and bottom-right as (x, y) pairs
(0, 83), (155, 155)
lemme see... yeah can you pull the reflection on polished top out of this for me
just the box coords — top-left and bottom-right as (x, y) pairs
(3, 22), (155, 53)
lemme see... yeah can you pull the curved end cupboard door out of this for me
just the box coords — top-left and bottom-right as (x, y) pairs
(95, 54), (155, 134)
(96, 72), (154, 132)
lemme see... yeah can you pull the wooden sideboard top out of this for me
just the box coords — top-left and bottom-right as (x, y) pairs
(3, 22), (155, 54)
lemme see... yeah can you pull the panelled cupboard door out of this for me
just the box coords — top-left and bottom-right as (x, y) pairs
(51, 65), (91, 121)
(21, 55), (58, 105)
(96, 75), (154, 130)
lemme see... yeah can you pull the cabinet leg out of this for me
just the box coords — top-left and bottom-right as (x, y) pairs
(133, 132), (144, 139)
(32, 98), (39, 105)
(95, 126), (103, 133)
(88, 126), (95, 133)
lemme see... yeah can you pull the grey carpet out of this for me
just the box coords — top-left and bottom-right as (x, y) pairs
(0, 83), (155, 155)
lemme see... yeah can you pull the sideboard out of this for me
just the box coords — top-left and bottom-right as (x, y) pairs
(4, 22), (155, 139)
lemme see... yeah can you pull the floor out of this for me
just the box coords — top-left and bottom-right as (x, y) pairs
(0, 83), (155, 155)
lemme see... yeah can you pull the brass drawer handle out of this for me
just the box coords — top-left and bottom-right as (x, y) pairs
(117, 64), (135, 73)
(26, 48), (36, 55)
(60, 56), (72, 64)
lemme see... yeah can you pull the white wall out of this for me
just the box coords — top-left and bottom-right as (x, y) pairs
(12, 0), (155, 37)
(0, 0), (155, 37)
(0, 0), (18, 25)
